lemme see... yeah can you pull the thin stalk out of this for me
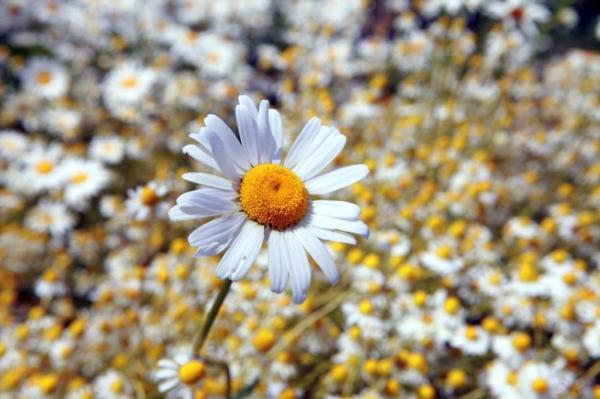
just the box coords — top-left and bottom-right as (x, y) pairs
(192, 279), (233, 356)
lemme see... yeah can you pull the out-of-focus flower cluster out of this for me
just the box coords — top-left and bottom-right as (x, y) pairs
(1, 0), (600, 398)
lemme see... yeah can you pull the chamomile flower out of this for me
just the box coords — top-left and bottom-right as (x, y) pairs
(170, 95), (369, 303)
(127, 181), (170, 221)
(154, 353), (206, 399)
(59, 158), (111, 210)
(20, 57), (69, 99)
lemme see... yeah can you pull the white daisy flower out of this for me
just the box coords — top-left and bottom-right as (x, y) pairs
(170, 95), (369, 303)
(154, 353), (206, 399)
(0, 130), (28, 161)
(126, 181), (170, 221)
(102, 62), (157, 110)
(25, 200), (75, 237)
(18, 143), (64, 194)
(89, 135), (126, 165)
(93, 370), (133, 399)
(20, 57), (69, 99)
(516, 361), (573, 398)
(59, 157), (111, 210)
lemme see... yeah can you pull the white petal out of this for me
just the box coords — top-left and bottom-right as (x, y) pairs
(168, 205), (199, 221)
(182, 172), (236, 190)
(312, 200), (361, 220)
(269, 109), (283, 163)
(236, 105), (260, 166)
(158, 359), (178, 369)
(215, 221), (264, 281)
(176, 189), (239, 217)
(309, 213), (369, 237)
(182, 144), (219, 170)
(305, 164), (369, 195)
(188, 213), (245, 250)
(268, 230), (288, 293)
(295, 227), (339, 285)
(282, 231), (311, 304)
(154, 369), (178, 380)
(257, 100), (275, 163)
(205, 115), (251, 172)
(158, 379), (179, 393)
(208, 132), (241, 181)
(238, 95), (258, 118)
(308, 226), (357, 245)
(284, 117), (321, 169)
(293, 130), (346, 180)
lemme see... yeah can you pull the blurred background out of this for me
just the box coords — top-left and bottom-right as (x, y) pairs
(1, 1), (600, 398)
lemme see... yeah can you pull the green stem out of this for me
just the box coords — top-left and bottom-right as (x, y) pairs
(192, 279), (233, 356)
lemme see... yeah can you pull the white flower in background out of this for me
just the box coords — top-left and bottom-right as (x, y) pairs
(89, 135), (126, 164)
(516, 361), (573, 398)
(93, 370), (133, 399)
(485, 0), (550, 36)
(0, 130), (28, 161)
(59, 158), (111, 210)
(25, 200), (75, 237)
(127, 181), (170, 221)
(154, 353), (206, 399)
(19, 143), (65, 194)
(20, 57), (69, 99)
(170, 95), (368, 303)
(450, 325), (491, 355)
(102, 62), (157, 109)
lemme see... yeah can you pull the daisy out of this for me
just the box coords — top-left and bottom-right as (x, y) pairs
(59, 158), (111, 210)
(89, 135), (126, 165)
(18, 143), (64, 194)
(25, 200), (75, 238)
(170, 95), (368, 303)
(126, 181), (170, 221)
(20, 57), (69, 99)
(154, 353), (206, 399)
(102, 62), (157, 110)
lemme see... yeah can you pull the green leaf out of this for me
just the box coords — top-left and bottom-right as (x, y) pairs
(232, 378), (260, 399)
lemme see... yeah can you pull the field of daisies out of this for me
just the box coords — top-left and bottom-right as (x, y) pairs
(2, 0), (600, 398)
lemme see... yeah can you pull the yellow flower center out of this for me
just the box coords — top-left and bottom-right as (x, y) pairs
(36, 71), (52, 85)
(465, 326), (478, 340)
(111, 378), (124, 393)
(252, 328), (276, 353)
(141, 187), (159, 206)
(239, 164), (308, 230)
(512, 332), (531, 352)
(121, 75), (138, 88)
(179, 360), (206, 385)
(358, 299), (374, 314)
(37, 374), (59, 394)
(532, 378), (548, 394)
(37, 160), (54, 174)
(72, 172), (88, 184)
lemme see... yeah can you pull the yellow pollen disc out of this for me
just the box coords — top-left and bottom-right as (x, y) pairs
(179, 360), (206, 385)
(72, 172), (88, 184)
(37, 160), (54, 174)
(111, 378), (124, 393)
(239, 164), (308, 230)
(141, 187), (159, 206)
(465, 326), (478, 340)
(121, 75), (138, 88)
(36, 71), (52, 85)
(532, 378), (548, 394)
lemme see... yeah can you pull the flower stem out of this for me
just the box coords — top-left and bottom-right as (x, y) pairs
(192, 279), (233, 356)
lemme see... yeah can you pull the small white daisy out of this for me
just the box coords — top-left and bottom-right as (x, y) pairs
(127, 181), (170, 221)
(20, 57), (69, 99)
(170, 95), (369, 303)
(154, 353), (206, 399)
